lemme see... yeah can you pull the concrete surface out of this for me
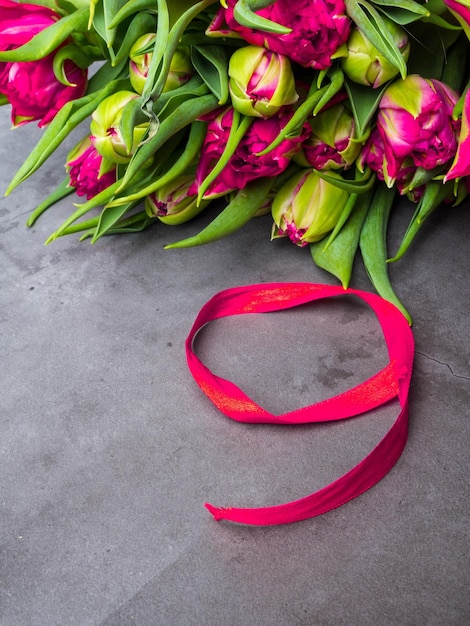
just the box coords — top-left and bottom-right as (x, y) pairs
(0, 106), (469, 626)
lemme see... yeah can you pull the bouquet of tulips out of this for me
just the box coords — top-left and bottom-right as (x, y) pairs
(1, 0), (470, 322)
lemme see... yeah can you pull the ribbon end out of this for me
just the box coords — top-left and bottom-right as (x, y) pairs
(204, 502), (225, 521)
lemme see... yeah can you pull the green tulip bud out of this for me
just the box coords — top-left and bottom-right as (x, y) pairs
(341, 19), (410, 88)
(90, 91), (149, 164)
(228, 45), (298, 118)
(145, 174), (209, 225)
(271, 169), (349, 246)
(129, 34), (192, 95)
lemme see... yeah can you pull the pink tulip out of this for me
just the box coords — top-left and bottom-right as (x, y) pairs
(5, 56), (87, 127)
(0, 0), (87, 127)
(359, 128), (422, 198)
(0, 0), (58, 96)
(445, 87), (470, 181)
(192, 106), (309, 198)
(209, 0), (350, 70)
(368, 75), (460, 187)
(0, 0), (58, 50)
(66, 136), (117, 200)
(443, 0), (470, 38)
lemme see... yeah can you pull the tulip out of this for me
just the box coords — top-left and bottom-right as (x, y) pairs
(271, 169), (349, 246)
(445, 87), (470, 181)
(228, 45), (298, 117)
(145, 174), (209, 225)
(129, 34), (192, 95)
(66, 136), (117, 200)
(4, 56), (87, 127)
(90, 91), (149, 164)
(0, 0), (58, 51)
(443, 0), (470, 39)
(295, 103), (361, 170)
(359, 128), (418, 196)
(371, 75), (460, 186)
(341, 19), (410, 88)
(192, 106), (309, 198)
(0, 0), (87, 127)
(210, 0), (350, 70)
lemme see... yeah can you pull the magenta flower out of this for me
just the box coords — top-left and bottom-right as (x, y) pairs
(0, 0), (58, 100)
(192, 106), (309, 198)
(66, 136), (117, 200)
(0, 0), (87, 127)
(210, 0), (350, 70)
(369, 75), (460, 187)
(443, 1), (470, 38)
(0, 0), (58, 50)
(359, 128), (422, 198)
(445, 87), (470, 181)
(5, 57), (87, 127)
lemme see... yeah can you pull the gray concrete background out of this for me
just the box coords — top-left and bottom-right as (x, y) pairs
(0, 106), (469, 625)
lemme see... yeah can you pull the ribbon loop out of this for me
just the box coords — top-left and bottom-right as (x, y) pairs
(186, 283), (414, 525)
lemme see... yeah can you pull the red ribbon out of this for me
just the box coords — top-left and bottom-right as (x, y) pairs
(186, 283), (414, 525)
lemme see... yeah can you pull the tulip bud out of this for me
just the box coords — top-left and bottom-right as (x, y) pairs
(164, 46), (192, 92)
(341, 19), (410, 88)
(271, 169), (349, 246)
(66, 135), (116, 200)
(145, 174), (209, 225)
(129, 34), (192, 95)
(228, 45), (298, 117)
(295, 103), (362, 170)
(129, 34), (155, 95)
(375, 75), (460, 184)
(90, 91), (149, 164)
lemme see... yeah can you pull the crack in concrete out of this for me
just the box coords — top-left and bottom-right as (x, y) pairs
(416, 350), (470, 381)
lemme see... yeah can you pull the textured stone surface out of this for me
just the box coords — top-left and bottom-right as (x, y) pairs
(0, 108), (469, 626)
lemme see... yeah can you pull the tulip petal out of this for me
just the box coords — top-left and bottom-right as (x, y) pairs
(445, 87), (470, 181)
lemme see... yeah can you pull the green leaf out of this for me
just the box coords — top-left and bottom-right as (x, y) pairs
(345, 79), (389, 137)
(6, 79), (130, 194)
(258, 68), (344, 156)
(371, 0), (429, 25)
(310, 188), (373, 288)
(91, 201), (138, 242)
(315, 167), (376, 194)
(165, 177), (274, 248)
(345, 0), (408, 78)
(197, 111), (253, 202)
(107, 120), (207, 206)
(26, 178), (75, 227)
(233, 0), (290, 34)
(0, 8), (89, 61)
(388, 181), (452, 262)
(191, 44), (230, 104)
(143, 0), (216, 105)
(359, 184), (412, 324)
(117, 92), (219, 191)
(109, 0), (158, 28)
(111, 10), (157, 67)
